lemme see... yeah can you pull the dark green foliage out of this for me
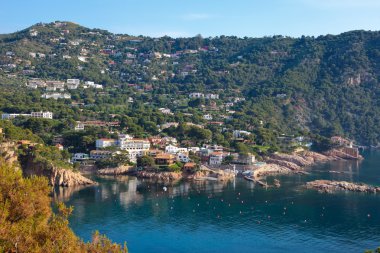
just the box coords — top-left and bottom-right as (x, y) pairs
(96, 152), (131, 169)
(136, 155), (155, 168)
(1, 23), (380, 146)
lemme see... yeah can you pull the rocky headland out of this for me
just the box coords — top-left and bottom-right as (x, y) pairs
(256, 149), (362, 179)
(132, 166), (235, 182)
(0, 141), (95, 187)
(306, 180), (380, 194)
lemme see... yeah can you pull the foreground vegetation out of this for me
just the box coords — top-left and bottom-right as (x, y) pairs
(0, 158), (127, 252)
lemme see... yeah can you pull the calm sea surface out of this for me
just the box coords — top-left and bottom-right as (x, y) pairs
(59, 151), (380, 253)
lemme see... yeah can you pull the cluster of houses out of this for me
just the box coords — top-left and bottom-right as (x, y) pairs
(71, 133), (256, 170)
(24, 78), (104, 100)
(27, 78), (103, 91)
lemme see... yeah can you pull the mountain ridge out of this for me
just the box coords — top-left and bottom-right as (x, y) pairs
(1, 21), (380, 146)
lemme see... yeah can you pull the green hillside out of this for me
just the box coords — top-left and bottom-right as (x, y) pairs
(1, 21), (380, 145)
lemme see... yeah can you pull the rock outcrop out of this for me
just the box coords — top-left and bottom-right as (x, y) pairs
(135, 171), (182, 182)
(1, 141), (95, 187)
(187, 167), (235, 181)
(258, 151), (341, 178)
(306, 180), (380, 194)
(50, 168), (95, 187)
(97, 165), (133, 175)
(253, 164), (293, 178)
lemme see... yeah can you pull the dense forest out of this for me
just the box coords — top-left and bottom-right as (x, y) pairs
(0, 21), (380, 145)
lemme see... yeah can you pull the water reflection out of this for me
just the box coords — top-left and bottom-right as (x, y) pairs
(57, 151), (380, 253)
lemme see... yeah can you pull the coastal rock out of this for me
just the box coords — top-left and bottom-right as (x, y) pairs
(135, 171), (182, 182)
(270, 153), (313, 167)
(0, 141), (95, 187)
(301, 151), (335, 163)
(261, 151), (348, 179)
(323, 149), (364, 160)
(50, 168), (95, 187)
(266, 158), (301, 171)
(253, 164), (292, 178)
(188, 168), (235, 181)
(98, 165), (133, 175)
(306, 180), (380, 194)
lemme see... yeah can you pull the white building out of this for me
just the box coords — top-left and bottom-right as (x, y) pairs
(2, 111), (53, 120)
(205, 94), (219, 99)
(41, 93), (71, 99)
(118, 134), (150, 162)
(72, 153), (89, 162)
(233, 130), (252, 139)
(96, 138), (118, 149)
(158, 108), (173, 115)
(74, 122), (85, 131)
(31, 111), (53, 119)
(67, 79), (80, 85)
(209, 152), (226, 166)
(26, 83), (38, 89)
(177, 153), (190, 163)
(203, 114), (213, 121)
(189, 93), (204, 99)
(188, 147), (200, 153)
(2, 113), (31, 120)
(67, 84), (78, 89)
(165, 145), (179, 154)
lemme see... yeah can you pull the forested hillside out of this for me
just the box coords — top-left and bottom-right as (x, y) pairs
(1, 21), (380, 145)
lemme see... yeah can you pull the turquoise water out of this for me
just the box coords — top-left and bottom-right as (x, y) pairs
(61, 151), (380, 252)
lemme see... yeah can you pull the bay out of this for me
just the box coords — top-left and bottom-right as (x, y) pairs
(60, 150), (380, 253)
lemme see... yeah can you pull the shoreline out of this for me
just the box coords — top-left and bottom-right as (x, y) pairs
(254, 149), (362, 180)
(306, 180), (380, 194)
(88, 149), (363, 184)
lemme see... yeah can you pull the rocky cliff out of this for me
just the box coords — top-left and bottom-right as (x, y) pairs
(0, 141), (95, 187)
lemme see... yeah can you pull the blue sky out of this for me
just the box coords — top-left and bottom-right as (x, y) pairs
(0, 0), (379, 37)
